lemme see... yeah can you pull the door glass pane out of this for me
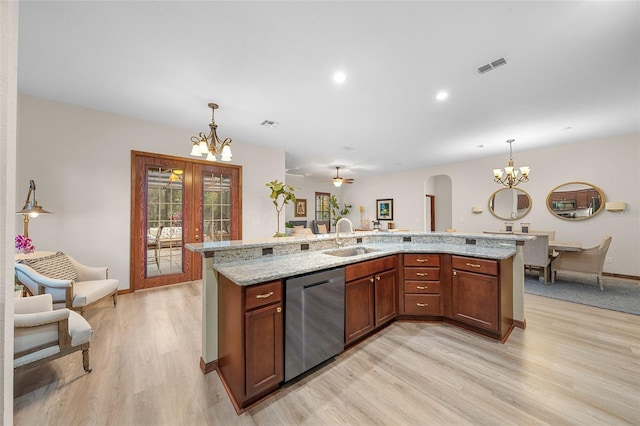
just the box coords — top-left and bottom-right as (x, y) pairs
(315, 192), (330, 221)
(146, 167), (184, 277)
(203, 172), (232, 242)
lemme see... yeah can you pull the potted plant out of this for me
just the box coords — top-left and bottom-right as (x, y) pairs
(329, 195), (352, 226)
(266, 179), (296, 237)
(285, 222), (294, 235)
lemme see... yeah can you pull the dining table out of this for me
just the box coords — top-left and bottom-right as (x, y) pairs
(549, 240), (582, 252)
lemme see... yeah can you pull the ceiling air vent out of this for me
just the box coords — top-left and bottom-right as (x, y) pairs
(261, 120), (279, 128)
(477, 57), (507, 74)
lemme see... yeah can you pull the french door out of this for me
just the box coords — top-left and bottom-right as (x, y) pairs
(131, 151), (242, 290)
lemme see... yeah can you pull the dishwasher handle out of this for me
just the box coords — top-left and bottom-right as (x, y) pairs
(303, 280), (330, 290)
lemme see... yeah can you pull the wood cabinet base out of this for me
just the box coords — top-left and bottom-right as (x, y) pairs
(218, 369), (281, 414)
(199, 357), (218, 375)
(445, 318), (515, 343)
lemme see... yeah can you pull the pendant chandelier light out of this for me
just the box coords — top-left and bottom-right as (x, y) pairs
(493, 139), (530, 188)
(190, 102), (232, 161)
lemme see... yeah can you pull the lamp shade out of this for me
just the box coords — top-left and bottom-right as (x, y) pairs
(220, 144), (232, 161)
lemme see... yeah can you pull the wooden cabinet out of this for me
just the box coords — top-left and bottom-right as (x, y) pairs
(576, 189), (589, 209)
(451, 256), (513, 341)
(218, 276), (283, 410)
(549, 190), (576, 202)
(374, 269), (398, 325)
(345, 276), (375, 343)
(576, 189), (601, 209)
(402, 254), (442, 316)
(245, 302), (283, 398)
(345, 256), (397, 345)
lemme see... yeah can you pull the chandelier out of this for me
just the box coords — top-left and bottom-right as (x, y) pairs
(493, 139), (530, 188)
(190, 102), (233, 161)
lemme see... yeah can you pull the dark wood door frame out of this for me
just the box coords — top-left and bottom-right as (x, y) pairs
(425, 194), (435, 232)
(130, 150), (242, 291)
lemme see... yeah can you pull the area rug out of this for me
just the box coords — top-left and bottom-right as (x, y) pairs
(524, 275), (640, 315)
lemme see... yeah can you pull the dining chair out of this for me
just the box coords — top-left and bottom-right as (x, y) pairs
(550, 236), (612, 290)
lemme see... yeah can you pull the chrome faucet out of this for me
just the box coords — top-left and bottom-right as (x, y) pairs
(335, 217), (354, 247)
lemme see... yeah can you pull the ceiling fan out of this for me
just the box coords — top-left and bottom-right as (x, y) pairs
(331, 167), (354, 187)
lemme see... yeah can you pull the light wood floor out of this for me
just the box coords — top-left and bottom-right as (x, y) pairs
(14, 280), (640, 425)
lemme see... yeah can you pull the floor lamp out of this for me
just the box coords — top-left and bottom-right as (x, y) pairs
(16, 180), (51, 237)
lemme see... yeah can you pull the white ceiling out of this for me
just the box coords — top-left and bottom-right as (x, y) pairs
(17, 1), (640, 181)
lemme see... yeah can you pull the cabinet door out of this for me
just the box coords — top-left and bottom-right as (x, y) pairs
(245, 303), (283, 398)
(374, 269), (397, 326)
(451, 270), (499, 332)
(576, 190), (589, 209)
(345, 277), (375, 344)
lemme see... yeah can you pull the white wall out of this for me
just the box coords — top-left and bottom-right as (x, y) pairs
(16, 95), (284, 290)
(340, 133), (640, 277)
(284, 175), (344, 227)
(1, 0), (18, 420)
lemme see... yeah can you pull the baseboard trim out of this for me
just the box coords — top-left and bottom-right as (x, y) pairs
(603, 272), (640, 281)
(199, 357), (218, 375)
(513, 319), (527, 329)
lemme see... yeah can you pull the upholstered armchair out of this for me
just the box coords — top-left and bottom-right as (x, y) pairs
(15, 251), (119, 314)
(14, 294), (93, 373)
(311, 220), (330, 234)
(551, 236), (613, 291)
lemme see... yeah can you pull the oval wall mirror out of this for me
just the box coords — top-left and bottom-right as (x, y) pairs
(546, 181), (605, 221)
(488, 187), (532, 220)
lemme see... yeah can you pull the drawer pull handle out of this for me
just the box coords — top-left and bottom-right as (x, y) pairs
(256, 291), (274, 299)
(416, 303), (429, 307)
(276, 306), (282, 313)
(416, 285), (427, 290)
(376, 276), (381, 281)
(416, 259), (429, 263)
(370, 278), (375, 283)
(416, 272), (427, 277)
(466, 263), (481, 268)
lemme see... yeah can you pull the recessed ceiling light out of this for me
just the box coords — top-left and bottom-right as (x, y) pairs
(333, 71), (346, 84)
(436, 91), (448, 101)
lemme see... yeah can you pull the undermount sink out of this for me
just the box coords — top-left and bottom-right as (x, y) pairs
(322, 247), (380, 257)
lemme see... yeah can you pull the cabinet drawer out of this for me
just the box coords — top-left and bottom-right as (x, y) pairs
(404, 281), (440, 294)
(404, 294), (441, 315)
(404, 254), (440, 267)
(404, 267), (440, 281)
(245, 280), (282, 310)
(346, 255), (397, 282)
(452, 256), (498, 276)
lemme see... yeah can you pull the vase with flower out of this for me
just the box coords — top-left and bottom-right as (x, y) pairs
(15, 234), (35, 254)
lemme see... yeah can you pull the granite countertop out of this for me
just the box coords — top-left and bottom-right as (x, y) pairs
(212, 242), (517, 286)
(185, 230), (534, 253)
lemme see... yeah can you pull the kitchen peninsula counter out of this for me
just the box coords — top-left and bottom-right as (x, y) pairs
(205, 242), (517, 286)
(186, 231), (532, 376)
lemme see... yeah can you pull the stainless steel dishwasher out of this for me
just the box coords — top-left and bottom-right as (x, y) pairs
(284, 267), (345, 382)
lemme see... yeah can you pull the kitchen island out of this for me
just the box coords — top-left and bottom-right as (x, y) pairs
(186, 231), (532, 411)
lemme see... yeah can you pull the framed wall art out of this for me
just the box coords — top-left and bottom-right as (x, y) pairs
(376, 199), (393, 220)
(295, 198), (307, 217)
